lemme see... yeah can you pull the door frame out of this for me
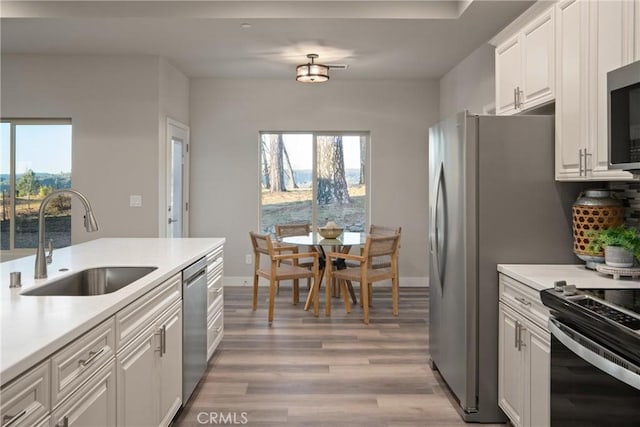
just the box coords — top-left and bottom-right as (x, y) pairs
(164, 118), (190, 237)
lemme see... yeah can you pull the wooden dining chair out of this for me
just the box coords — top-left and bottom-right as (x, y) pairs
(325, 233), (401, 324)
(345, 224), (402, 305)
(275, 223), (316, 290)
(249, 231), (320, 323)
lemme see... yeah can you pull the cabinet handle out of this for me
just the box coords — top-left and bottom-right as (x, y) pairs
(161, 325), (167, 356)
(518, 87), (524, 109)
(515, 296), (531, 307)
(518, 325), (527, 351)
(514, 321), (519, 349)
(55, 416), (69, 427)
(3, 409), (27, 427)
(579, 149), (584, 176)
(513, 88), (518, 109)
(78, 348), (104, 367)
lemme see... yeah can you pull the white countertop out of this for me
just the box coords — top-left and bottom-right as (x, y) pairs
(0, 237), (224, 386)
(498, 264), (640, 292)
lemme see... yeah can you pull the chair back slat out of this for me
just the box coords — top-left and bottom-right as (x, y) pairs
(369, 224), (401, 236)
(275, 223), (312, 237)
(364, 234), (400, 258)
(250, 231), (273, 256)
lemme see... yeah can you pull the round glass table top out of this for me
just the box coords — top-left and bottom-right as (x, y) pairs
(280, 231), (366, 247)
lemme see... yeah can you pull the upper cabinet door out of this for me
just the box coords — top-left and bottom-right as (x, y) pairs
(496, 35), (522, 115)
(521, 8), (555, 110)
(555, 0), (587, 180)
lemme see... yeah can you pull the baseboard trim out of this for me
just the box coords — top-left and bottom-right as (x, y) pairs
(223, 276), (429, 287)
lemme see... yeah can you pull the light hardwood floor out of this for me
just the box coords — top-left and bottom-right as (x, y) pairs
(173, 286), (506, 426)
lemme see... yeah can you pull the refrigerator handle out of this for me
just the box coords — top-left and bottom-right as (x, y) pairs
(431, 162), (447, 289)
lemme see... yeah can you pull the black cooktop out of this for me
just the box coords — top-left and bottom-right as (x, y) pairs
(541, 287), (640, 366)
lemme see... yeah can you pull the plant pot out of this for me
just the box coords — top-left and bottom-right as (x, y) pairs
(604, 245), (635, 268)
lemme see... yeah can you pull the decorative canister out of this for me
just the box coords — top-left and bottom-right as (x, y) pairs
(573, 189), (624, 269)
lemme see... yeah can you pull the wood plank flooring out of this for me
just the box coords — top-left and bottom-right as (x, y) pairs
(173, 286), (506, 427)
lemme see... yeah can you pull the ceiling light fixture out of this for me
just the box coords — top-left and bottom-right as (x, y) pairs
(296, 54), (330, 83)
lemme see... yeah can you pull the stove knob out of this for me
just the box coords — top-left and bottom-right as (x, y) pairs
(554, 280), (567, 292)
(563, 284), (577, 296)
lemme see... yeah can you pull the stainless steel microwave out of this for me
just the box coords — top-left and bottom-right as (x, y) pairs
(608, 59), (640, 173)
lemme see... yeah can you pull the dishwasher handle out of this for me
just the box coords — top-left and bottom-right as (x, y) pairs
(183, 257), (208, 283)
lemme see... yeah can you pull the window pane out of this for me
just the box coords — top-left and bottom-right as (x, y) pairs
(260, 133), (313, 234)
(316, 135), (366, 232)
(15, 124), (72, 249)
(1, 123), (10, 250)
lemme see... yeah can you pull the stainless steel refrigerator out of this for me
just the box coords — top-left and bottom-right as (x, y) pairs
(428, 112), (580, 422)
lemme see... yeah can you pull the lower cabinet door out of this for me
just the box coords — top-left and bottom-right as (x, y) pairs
(158, 303), (183, 427)
(117, 332), (158, 427)
(498, 303), (524, 427)
(51, 360), (116, 427)
(524, 323), (550, 427)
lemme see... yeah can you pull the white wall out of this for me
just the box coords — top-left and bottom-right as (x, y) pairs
(2, 54), (189, 243)
(189, 79), (439, 282)
(439, 43), (496, 119)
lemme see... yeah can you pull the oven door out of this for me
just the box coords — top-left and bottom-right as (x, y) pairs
(549, 319), (640, 427)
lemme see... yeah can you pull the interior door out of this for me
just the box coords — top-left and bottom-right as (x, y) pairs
(166, 120), (189, 238)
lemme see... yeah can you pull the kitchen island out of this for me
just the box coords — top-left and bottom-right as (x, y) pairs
(0, 237), (224, 427)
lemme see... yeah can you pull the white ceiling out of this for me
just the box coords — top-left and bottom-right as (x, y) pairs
(1, 1), (534, 80)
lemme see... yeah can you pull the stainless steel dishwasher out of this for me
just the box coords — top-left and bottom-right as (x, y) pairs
(182, 257), (208, 403)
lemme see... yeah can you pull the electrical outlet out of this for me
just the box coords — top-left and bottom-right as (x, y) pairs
(245, 254), (252, 264)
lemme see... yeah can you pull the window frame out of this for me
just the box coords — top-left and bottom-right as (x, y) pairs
(1, 118), (72, 259)
(258, 130), (370, 233)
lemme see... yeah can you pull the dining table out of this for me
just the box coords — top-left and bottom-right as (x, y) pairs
(279, 231), (367, 312)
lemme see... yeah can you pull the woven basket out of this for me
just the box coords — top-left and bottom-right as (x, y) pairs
(573, 205), (624, 256)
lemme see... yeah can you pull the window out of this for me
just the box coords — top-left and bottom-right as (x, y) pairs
(260, 132), (368, 233)
(1, 119), (72, 254)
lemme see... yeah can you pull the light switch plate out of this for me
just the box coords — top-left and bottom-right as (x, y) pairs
(129, 195), (142, 207)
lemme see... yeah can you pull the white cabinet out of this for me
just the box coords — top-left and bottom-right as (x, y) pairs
(498, 274), (550, 427)
(116, 275), (183, 427)
(555, 0), (637, 180)
(495, 6), (555, 115)
(206, 246), (224, 360)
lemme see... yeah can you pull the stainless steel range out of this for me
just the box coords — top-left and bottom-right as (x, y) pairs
(541, 287), (640, 426)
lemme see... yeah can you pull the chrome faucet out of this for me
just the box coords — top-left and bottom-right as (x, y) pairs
(35, 189), (99, 279)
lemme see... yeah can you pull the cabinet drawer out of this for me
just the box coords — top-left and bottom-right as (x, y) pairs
(0, 361), (50, 427)
(51, 318), (115, 408)
(207, 310), (224, 360)
(208, 282), (223, 314)
(499, 274), (549, 329)
(115, 273), (181, 350)
(51, 360), (116, 427)
(206, 246), (223, 268)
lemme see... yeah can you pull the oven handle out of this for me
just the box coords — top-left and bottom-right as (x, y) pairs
(549, 319), (640, 390)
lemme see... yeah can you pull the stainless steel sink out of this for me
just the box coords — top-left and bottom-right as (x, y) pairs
(22, 266), (158, 296)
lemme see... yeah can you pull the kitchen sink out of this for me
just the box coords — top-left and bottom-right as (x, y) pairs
(22, 266), (158, 296)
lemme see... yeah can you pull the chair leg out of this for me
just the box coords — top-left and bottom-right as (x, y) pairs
(293, 279), (299, 305)
(252, 273), (259, 311)
(268, 279), (277, 323)
(325, 270), (332, 317)
(368, 283), (373, 307)
(313, 272), (320, 317)
(361, 281), (370, 325)
(340, 280), (351, 313)
(392, 276), (399, 316)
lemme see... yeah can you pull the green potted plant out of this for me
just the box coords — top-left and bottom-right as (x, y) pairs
(587, 225), (640, 268)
